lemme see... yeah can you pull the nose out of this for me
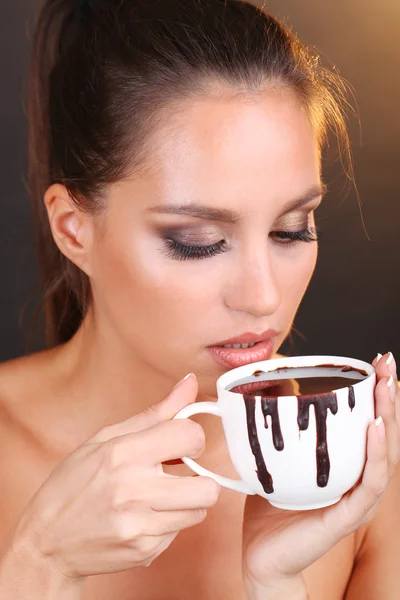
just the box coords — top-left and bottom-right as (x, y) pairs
(224, 249), (282, 317)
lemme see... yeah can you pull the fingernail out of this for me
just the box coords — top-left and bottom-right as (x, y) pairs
(375, 416), (386, 442)
(386, 352), (394, 365)
(387, 375), (396, 403)
(173, 373), (195, 389)
(385, 352), (397, 382)
(375, 353), (383, 363)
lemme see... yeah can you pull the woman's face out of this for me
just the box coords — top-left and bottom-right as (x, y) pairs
(90, 87), (324, 396)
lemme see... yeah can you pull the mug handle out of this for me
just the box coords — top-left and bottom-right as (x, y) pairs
(173, 402), (255, 495)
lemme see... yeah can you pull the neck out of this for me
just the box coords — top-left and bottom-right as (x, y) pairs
(51, 310), (223, 455)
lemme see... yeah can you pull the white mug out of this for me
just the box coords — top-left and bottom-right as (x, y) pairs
(173, 355), (376, 511)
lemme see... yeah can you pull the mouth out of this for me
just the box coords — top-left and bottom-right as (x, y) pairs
(207, 329), (277, 369)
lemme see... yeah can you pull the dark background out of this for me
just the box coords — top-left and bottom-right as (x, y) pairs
(0, 0), (399, 363)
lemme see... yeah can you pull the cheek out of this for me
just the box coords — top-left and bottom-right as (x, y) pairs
(277, 244), (318, 304)
(91, 228), (220, 337)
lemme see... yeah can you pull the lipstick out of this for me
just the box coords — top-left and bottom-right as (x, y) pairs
(207, 329), (277, 369)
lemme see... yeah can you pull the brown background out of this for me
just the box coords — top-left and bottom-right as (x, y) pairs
(0, 0), (399, 363)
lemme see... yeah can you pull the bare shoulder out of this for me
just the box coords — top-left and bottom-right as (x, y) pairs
(345, 462), (400, 598)
(0, 346), (71, 464)
(0, 354), (35, 430)
(366, 457), (400, 541)
(0, 355), (40, 548)
(367, 459), (400, 540)
(0, 350), (64, 551)
(0, 350), (54, 425)
(0, 349), (61, 455)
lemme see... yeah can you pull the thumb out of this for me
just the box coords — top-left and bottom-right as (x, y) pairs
(89, 373), (198, 442)
(141, 373), (198, 425)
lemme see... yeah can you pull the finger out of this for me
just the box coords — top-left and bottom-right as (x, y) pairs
(385, 352), (398, 385)
(131, 532), (178, 567)
(136, 419), (206, 465)
(392, 379), (400, 465)
(375, 375), (399, 472)
(89, 373), (198, 442)
(396, 384), (400, 431)
(384, 353), (400, 428)
(375, 352), (397, 401)
(149, 476), (221, 511)
(150, 508), (209, 535)
(326, 418), (388, 535)
(373, 352), (400, 443)
(122, 507), (209, 537)
(108, 419), (206, 467)
(372, 352), (383, 368)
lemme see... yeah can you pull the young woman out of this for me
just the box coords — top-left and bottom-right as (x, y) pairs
(0, 1), (399, 598)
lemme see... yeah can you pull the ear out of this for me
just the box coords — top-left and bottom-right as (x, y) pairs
(44, 183), (95, 277)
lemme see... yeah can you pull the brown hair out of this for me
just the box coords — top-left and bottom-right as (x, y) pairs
(28, 0), (351, 347)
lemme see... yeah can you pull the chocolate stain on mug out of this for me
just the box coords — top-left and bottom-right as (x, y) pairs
(261, 398), (284, 451)
(297, 393), (338, 488)
(348, 386), (356, 411)
(243, 392), (341, 493)
(244, 397), (274, 494)
(234, 365), (365, 494)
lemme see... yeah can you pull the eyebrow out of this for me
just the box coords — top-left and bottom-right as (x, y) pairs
(147, 183), (327, 224)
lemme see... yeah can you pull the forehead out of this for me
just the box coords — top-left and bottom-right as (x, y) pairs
(126, 87), (321, 214)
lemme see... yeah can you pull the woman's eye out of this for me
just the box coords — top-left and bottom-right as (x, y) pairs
(271, 226), (320, 246)
(161, 226), (319, 261)
(163, 239), (228, 261)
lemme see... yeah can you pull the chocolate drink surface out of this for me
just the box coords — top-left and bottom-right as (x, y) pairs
(227, 365), (368, 494)
(228, 365), (367, 396)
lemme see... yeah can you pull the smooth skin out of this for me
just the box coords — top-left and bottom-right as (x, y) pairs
(0, 86), (399, 599)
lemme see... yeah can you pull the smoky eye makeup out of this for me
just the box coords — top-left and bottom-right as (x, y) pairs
(154, 205), (320, 262)
(273, 208), (314, 229)
(159, 226), (225, 247)
(157, 226), (228, 261)
(269, 211), (320, 245)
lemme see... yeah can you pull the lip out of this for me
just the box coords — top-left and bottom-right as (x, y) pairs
(207, 329), (277, 369)
(213, 329), (278, 347)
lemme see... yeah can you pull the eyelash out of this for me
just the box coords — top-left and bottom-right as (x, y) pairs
(163, 226), (320, 261)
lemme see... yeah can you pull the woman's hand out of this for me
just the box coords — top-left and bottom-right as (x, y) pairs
(5, 374), (221, 585)
(242, 352), (399, 599)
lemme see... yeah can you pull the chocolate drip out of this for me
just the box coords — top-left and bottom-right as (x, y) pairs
(319, 364), (368, 377)
(348, 386), (355, 411)
(244, 397), (274, 493)
(242, 368), (362, 493)
(297, 393), (338, 488)
(253, 370), (264, 377)
(261, 398), (284, 451)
